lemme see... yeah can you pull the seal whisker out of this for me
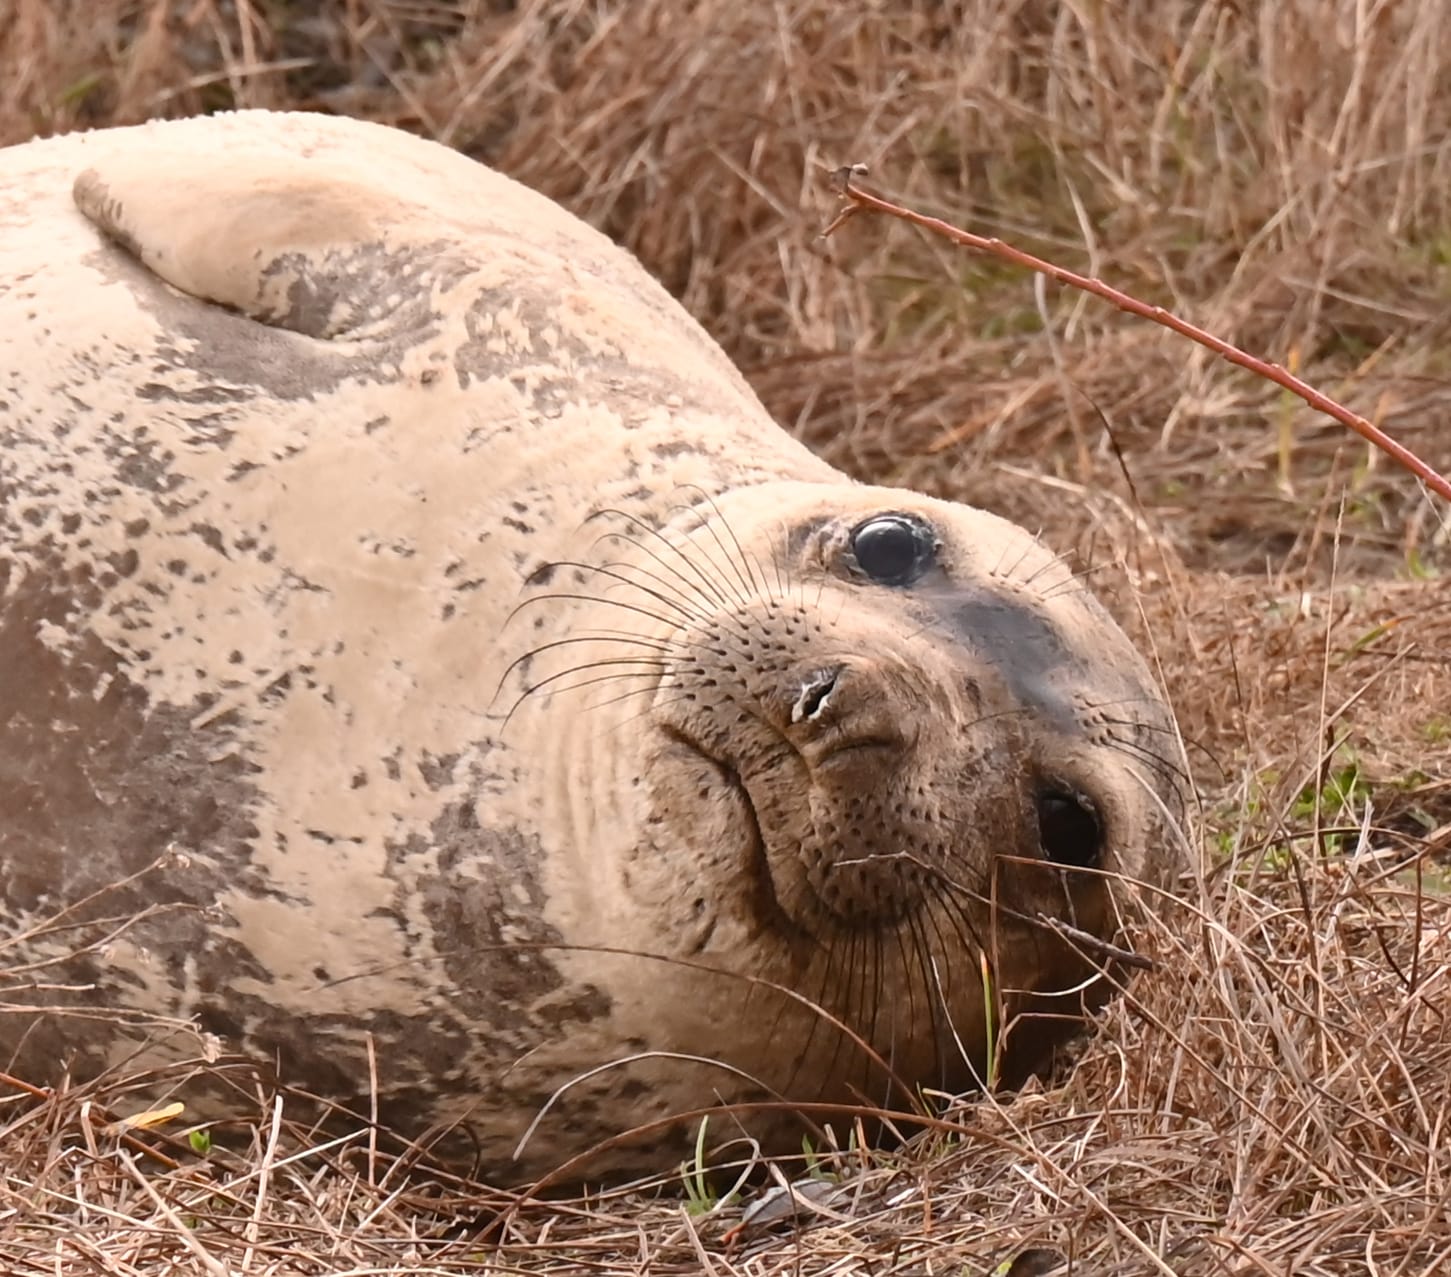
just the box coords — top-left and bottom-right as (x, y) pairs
(919, 899), (965, 1028)
(491, 625), (682, 716)
(1092, 713), (1183, 738)
(761, 937), (837, 1102)
(1101, 732), (1194, 795)
(1039, 563), (1113, 601)
(844, 922), (880, 1099)
(1094, 714), (1222, 778)
(594, 693), (699, 741)
(917, 905), (975, 1091)
(515, 661), (671, 705)
(1017, 552), (1114, 598)
(512, 1049), (787, 1163)
(902, 909), (946, 1089)
(886, 914), (926, 1086)
(1035, 580), (1096, 605)
(500, 590), (697, 642)
(1079, 693), (1177, 713)
(502, 657), (674, 728)
(819, 910), (909, 1098)
(589, 557), (717, 624)
(516, 561), (704, 627)
(499, 632), (676, 678)
(672, 484), (773, 605)
(584, 508), (738, 612)
(520, 653), (674, 682)
(992, 536), (1042, 588)
(935, 893), (992, 986)
(660, 493), (757, 609)
(925, 945), (982, 1093)
(782, 932), (841, 1099)
(845, 923), (880, 1096)
(767, 522), (794, 600)
(548, 669), (673, 709)
(987, 539), (1020, 581)
(1017, 547), (1081, 591)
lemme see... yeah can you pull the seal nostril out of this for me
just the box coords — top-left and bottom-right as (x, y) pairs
(791, 666), (841, 724)
(1036, 784), (1103, 870)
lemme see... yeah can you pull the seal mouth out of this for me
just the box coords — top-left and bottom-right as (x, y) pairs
(658, 716), (930, 937)
(657, 723), (800, 934)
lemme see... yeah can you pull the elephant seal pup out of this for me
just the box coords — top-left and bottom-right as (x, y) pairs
(0, 110), (1185, 1184)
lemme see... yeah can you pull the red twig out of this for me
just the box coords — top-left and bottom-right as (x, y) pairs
(822, 166), (1451, 504)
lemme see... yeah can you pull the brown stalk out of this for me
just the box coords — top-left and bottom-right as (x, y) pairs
(822, 166), (1451, 505)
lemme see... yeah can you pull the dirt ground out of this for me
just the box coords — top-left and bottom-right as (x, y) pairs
(4, 2), (1451, 1272)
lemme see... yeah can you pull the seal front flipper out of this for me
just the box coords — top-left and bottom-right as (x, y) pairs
(72, 158), (399, 340)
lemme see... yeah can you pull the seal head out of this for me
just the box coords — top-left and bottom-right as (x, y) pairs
(498, 478), (1183, 1154)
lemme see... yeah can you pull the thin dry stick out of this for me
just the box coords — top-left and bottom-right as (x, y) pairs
(116, 1150), (232, 1277)
(240, 1096), (285, 1274)
(822, 166), (1451, 504)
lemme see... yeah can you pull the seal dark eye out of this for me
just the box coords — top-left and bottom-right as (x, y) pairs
(849, 514), (937, 587)
(1036, 785), (1103, 870)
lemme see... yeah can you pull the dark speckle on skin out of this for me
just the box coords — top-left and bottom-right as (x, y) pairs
(191, 523), (227, 555)
(388, 793), (613, 1049)
(0, 563), (268, 1073)
(108, 547), (140, 577)
(257, 241), (463, 342)
(81, 239), (470, 405)
(416, 751), (460, 791)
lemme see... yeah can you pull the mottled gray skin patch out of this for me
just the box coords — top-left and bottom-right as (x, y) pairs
(0, 111), (1185, 1185)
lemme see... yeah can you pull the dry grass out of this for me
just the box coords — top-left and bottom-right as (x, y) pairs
(4, 0), (1451, 1271)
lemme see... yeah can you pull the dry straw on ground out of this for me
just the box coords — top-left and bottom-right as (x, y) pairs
(4, 0), (1451, 1272)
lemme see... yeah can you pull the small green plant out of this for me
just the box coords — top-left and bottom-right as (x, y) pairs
(680, 1115), (738, 1216)
(1421, 716), (1451, 744)
(1290, 751), (1373, 857)
(58, 73), (103, 108)
(799, 1133), (824, 1179)
(799, 1132), (852, 1183)
(1404, 545), (1439, 581)
(979, 950), (999, 1091)
(1347, 619), (1397, 656)
(1292, 757), (1369, 820)
(187, 1128), (212, 1156)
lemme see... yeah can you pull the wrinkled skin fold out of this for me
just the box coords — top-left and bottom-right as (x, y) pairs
(0, 111), (1187, 1184)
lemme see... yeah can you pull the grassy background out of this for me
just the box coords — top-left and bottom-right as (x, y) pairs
(4, 1), (1451, 1272)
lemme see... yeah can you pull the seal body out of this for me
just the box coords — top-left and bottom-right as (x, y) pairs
(0, 111), (1184, 1182)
